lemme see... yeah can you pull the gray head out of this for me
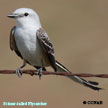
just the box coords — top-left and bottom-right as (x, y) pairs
(8, 8), (41, 27)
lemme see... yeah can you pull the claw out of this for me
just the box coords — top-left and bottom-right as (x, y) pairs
(37, 68), (43, 80)
(16, 68), (22, 78)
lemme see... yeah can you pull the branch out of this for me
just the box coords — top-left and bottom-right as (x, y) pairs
(0, 69), (108, 78)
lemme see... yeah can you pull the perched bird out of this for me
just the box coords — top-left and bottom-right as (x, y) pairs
(8, 8), (102, 90)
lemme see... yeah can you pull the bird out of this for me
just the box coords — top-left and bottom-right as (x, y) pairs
(8, 8), (102, 90)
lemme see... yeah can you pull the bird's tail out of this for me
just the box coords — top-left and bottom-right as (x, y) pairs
(55, 60), (103, 91)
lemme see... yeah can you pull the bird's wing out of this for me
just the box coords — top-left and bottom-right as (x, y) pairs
(36, 28), (57, 71)
(10, 26), (23, 59)
(36, 28), (102, 90)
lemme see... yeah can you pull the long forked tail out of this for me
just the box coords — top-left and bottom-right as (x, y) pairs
(55, 60), (103, 91)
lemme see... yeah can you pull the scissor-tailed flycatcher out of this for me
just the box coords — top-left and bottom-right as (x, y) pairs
(8, 8), (102, 90)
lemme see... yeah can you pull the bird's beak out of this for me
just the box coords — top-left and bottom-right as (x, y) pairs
(7, 13), (19, 18)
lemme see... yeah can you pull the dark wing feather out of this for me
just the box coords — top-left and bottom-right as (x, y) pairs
(37, 28), (57, 71)
(10, 26), (23, 59)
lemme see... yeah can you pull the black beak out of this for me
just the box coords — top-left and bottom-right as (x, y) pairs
(7, 14), (19, 18)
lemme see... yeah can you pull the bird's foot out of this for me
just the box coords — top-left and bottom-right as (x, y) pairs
(16, 68), (22, 78)
(37, 68), (43, 80)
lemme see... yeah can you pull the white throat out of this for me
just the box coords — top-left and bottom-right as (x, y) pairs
(15, 18), (41, 30)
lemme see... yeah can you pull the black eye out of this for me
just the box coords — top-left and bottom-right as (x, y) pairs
(24, 13), (29, 16)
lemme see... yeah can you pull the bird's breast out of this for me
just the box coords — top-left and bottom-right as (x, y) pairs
(15, 27), (49, 66)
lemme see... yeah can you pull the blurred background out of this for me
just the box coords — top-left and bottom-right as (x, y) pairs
(0, 0), (108, 108)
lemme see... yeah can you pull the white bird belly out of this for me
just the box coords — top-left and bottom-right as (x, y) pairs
(15, 27), (50, 66)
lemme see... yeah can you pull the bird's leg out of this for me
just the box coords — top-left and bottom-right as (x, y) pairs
(16, 61), (26, 78)
(37, 67), (43, 80)
(34, 66), (46, 79)
(37, 60), (46, 79)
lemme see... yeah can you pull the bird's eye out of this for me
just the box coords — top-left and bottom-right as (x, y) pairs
(24, 13), (29, 16)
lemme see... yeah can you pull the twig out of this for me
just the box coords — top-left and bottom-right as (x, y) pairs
(0, 69), (108, 78)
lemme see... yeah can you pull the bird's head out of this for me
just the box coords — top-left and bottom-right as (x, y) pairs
(8, 8), (41, 28)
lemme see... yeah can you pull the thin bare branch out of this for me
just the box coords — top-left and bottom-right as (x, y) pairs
(0, 70), (108, 78)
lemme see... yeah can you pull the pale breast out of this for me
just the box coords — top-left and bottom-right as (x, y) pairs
(15, 27), (50, 66)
